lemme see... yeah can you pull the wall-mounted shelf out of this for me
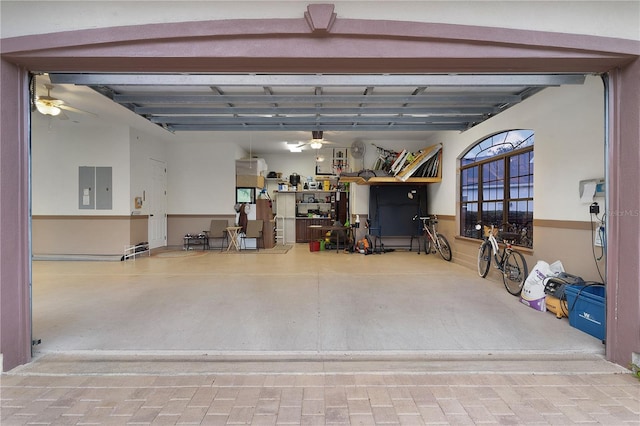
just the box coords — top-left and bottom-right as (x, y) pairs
(339, 143), (442, 185)
(339, 176), (442, 185)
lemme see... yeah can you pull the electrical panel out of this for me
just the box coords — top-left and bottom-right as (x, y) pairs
(79, 166), (112, 210)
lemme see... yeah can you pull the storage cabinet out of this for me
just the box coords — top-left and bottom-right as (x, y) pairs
(276, 190), (348, 244)
(296, 218), (333, 242)
(256, 198), (275, 249)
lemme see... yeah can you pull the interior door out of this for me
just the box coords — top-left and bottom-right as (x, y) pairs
(148, 159), (167, 249)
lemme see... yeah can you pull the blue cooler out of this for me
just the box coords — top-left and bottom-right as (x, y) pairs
(565, 285), (606, 341)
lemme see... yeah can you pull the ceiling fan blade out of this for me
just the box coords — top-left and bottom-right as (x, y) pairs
(36, 97), (64, 106)
(59, 104), (97, 116)
(35, 80), (97, 118)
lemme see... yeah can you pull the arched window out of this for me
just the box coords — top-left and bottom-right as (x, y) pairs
(460, 130), (534, 248)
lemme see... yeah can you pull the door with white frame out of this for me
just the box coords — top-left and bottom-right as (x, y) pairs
(148, 159), (167, 249)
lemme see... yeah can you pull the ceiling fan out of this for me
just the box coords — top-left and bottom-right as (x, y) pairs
(33, 82), (96, 119)
(294, 131), (335, 150)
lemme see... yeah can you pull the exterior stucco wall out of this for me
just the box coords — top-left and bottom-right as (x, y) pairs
(607, 59), (640, 367)
(0, 60), (31, 372)
(2, 1), (639, 41)
(1, 4), (639, 371)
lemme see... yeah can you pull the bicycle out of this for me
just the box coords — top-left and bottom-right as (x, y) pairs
(518, 222), (533, 249)
(412, 215), (452, 261)
(476, 223), (528, 296)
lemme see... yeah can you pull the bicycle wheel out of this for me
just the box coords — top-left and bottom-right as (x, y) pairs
(477, 242), (491, 277)
(502, 250), (528, 296)
(436, 234), (452, 261)
(423, 235), (431, 255)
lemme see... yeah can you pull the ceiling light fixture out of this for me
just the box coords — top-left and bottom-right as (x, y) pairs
(36, 103), (61, 116)
(287, 143), (302, 153)
(310, 130), (324, 149)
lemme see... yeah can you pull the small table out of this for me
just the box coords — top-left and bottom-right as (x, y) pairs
(226, 226), (243, 251)
(183, 234), (209, 251)
(308, 225), (350, 253)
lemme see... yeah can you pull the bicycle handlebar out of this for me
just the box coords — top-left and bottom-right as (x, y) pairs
(413, 214), (436, 221)
(476, 223), (521, 243)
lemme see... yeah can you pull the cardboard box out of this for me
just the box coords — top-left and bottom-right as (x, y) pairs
(236, 175), (265, 188)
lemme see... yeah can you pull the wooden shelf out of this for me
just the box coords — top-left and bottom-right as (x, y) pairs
(340, 143), (442, 185)
(339, 176), (441, 185)
(274, 190), (337, 193)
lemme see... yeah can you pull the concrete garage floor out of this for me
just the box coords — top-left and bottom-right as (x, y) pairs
(31, 243), (603, 356)
(4, 245), (637, 425)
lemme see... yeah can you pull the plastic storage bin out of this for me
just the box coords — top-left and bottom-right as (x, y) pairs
(565, 284), (606, 341)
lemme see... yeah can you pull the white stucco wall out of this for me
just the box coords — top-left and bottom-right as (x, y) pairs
(31, 75), (605, 229)
(31, 116), (131, 216)
(428, 74), (605, 222)
(129, 128), (169, 215)
(165, 138), (238, 214)
(2, 1), (638, 41)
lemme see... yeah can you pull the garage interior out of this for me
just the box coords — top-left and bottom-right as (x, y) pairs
(2, 6), (639, 426)
(29, 70), (606, 359)
(33, 243), (604, 356)
(0, 0), (633, 376)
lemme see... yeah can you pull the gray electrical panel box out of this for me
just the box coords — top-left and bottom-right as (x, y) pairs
(96, 167), (112, 210)
(79, 166), (95, 209)
(79, 166), (112, 210)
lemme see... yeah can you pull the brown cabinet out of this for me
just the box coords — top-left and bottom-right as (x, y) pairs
(296, 218), (333, 243)
(256, 198), (275, 248)
(277, 190), (348, 243)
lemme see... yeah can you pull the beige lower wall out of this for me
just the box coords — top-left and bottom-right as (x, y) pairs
(437, 215), (606, 283)
(33, 216), (147, 256)
(33, 214), (239, 254)
(531, 221), (605, 282)
(130, 216), (149, 245)
(32, 214), (607, 280)
(167, 214), (236, 247)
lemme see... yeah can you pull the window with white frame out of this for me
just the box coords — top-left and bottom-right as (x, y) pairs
(460, 130), (534, 248)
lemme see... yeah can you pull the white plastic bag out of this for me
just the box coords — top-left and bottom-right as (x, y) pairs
(520, 260), (565, 311)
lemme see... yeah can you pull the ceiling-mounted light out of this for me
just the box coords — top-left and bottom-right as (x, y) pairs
(287, 143), (302, 153)
(310, 130), (324, 149)
(36, 102), (61, 116)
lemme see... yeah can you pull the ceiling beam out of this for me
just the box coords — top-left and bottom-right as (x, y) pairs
(166, 123), (468, 131)
(149, 115), (484, 125)
(50, 73), (586, 87)
(134, 106), (498, 115)
(113, 93), (522, 104)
